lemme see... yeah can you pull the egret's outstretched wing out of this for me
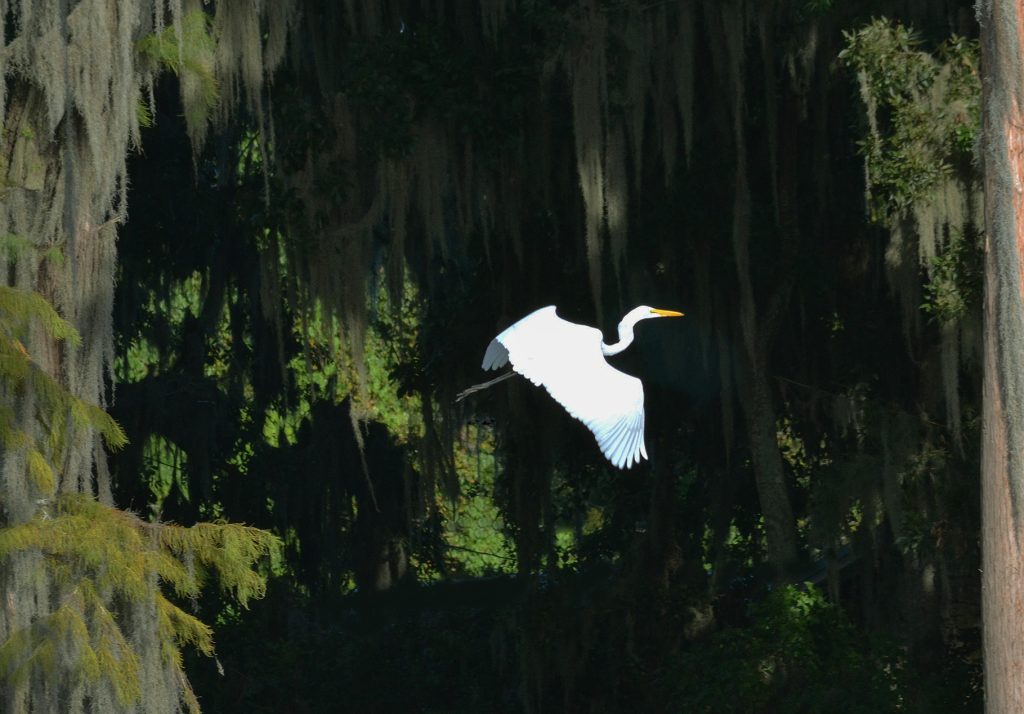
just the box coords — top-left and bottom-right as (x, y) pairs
(482, 306), (647, 468)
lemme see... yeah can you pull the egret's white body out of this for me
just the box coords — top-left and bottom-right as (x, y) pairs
(469, 305), (683, 469)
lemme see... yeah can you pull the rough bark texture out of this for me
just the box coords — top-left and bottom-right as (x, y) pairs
(979, 0), (1024, 710)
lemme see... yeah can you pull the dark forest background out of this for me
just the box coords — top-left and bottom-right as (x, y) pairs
(0, 0), (992, 712)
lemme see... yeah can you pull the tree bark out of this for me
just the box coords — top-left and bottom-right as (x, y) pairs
(705, 0), (799, 574)
(732, 145), (799, 573)
(979, 1), (1024, 709)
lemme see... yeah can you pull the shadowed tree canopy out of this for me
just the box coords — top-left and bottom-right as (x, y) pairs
(1, 0), (992, 712)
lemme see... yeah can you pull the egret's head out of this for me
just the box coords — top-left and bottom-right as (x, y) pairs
(620, 305), (685, 329)
(606, 305), (685, 354)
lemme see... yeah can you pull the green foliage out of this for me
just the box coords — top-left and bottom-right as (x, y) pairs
(139, 434), (190, 518)
(1, 283), (279, 712)
(922, 227), (983, 323)
(0, 284), (81, 346)
(0, 289), (126, 450)
(0, 578), (141, 706)
(136, 96), (154, 129)
(251, 274), (515, 579)
(840, 19), (980, 224)
(0, 494), (278, 711)
(0, 284), (125, 496)
(669, 585), (902, 713)
(137, 11), (219, 137)
(443, 424), (514, 576)
(0, 233), (63, 265)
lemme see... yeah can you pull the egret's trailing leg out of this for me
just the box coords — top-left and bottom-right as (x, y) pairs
(455, 370), (516, 402)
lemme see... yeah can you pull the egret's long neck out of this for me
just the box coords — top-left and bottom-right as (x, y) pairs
(601, 315), (640, 357)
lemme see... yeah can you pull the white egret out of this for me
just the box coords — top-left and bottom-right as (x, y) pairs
(457, 305), (684, 468)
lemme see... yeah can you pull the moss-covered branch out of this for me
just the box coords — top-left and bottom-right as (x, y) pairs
(0, 494), (279, 712)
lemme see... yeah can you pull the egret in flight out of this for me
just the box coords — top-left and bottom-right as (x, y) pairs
(457, 305), (684, 468)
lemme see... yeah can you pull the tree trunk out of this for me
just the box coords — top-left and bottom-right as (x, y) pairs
(732, 148), (799, 573)
(979, 1), (1024, 710)
(705, 0), (799, 574)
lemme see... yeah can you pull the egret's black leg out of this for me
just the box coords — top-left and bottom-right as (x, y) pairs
(455, 370), (516, 402)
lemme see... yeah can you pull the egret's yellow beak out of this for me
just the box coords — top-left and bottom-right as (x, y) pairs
(650, 308), (685, 317)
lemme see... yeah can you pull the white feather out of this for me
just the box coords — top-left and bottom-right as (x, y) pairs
(483, 306), (647, 469)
